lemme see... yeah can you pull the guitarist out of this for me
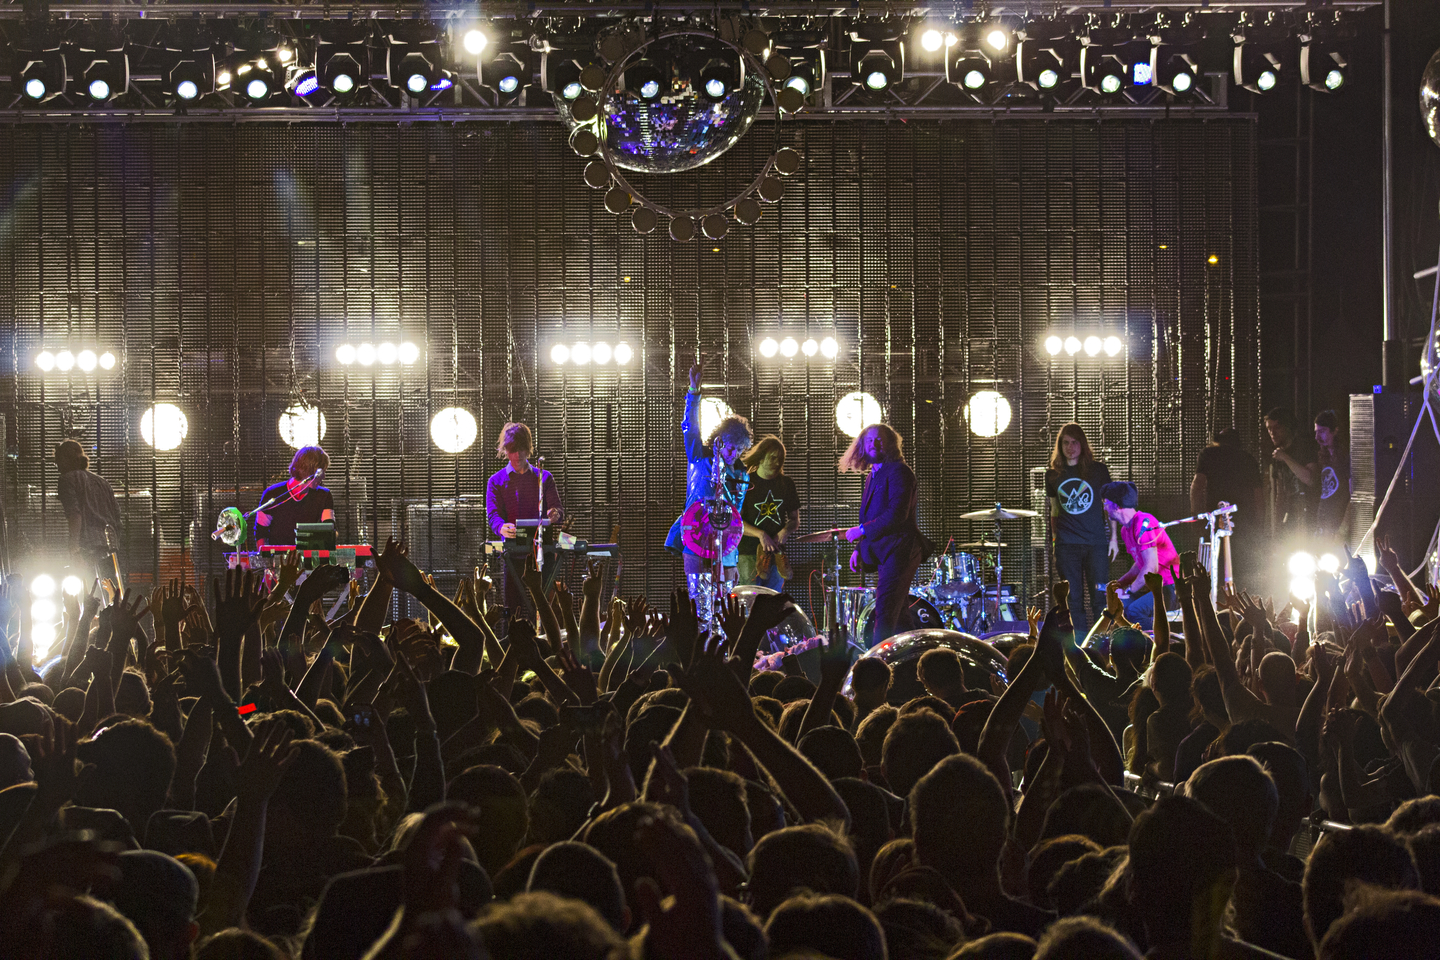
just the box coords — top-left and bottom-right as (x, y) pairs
(665, 362), (753, 599)
(55, 439), (123, 581)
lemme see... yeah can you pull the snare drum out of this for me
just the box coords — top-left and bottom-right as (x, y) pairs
(932, 553), (982, 600)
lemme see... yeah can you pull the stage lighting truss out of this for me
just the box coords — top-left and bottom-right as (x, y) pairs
(757, 335), (840, 362)
(1042, 332), (1125, 359)
(80, 49), (128, 103)
(34, 347), (117, 375)
(548, 340), (635, 368)
(16, 47), (67, 103)
(334, 340), (422, 368)
(1233, 23), (1288, 94)
(565, 28), (802, 243)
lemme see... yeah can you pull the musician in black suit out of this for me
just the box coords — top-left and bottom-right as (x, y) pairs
(842, 423), (931, 647)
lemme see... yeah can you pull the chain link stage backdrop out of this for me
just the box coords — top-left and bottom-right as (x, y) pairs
(0, 118), (1261, 616)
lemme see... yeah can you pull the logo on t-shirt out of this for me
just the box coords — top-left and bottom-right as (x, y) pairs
(1320, 466), (1339, 500)
(752, 491), (785, 524)
(1057, 478), (1094, 516)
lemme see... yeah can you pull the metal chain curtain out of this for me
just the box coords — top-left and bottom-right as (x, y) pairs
(0, 119), (1260, 608)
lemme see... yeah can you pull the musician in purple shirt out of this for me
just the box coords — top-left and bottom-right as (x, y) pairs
(485, 422), (563, 609)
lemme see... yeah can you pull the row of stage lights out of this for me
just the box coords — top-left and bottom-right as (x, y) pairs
(549, 342), (635, 366)
(334, 341), (422, 366)
(34, 349), (118, 373)
(3, 11), (1352, 109)
(1043, 334), (1126, 358)
(758, 337), (841, 360)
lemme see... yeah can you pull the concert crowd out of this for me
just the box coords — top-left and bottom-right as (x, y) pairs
(3, 407), (1439, 960)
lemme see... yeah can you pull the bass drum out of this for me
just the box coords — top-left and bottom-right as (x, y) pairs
(856, 591), (945, 649)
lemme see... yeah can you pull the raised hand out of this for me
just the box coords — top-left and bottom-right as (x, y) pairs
(109, 588), (151, 646)
(666, 590), (698, 669)
(747, 592), (797, 636)
(271, 550), (303, 599)
(646, 741), (692, 815)
(1035, 605), (1070, 685)
(297, 563), (351, 604)
(556, 645), (598, 705)
(632, 813), (724, 960)
(672, 636), (755, 733)
(30, 716), (79, 809)
(1144, 571), (1166, 596)
(178, 648), (230, 704)
(1237, 591), (1270, 634)
(582, 560), (605, 600)
(688, 362), (703, 391)
(213, 568), (267, 635)
(402, 802), (482, 919)
(161, 578), (187, 636)
(236, 720), (300, 804)
(716, 593), (746, 649)
(818, 623), (852, 689)
(376, 538), (428, 595)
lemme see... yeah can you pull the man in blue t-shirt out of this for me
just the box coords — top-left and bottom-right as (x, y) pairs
(1045, 423), (1118, 635)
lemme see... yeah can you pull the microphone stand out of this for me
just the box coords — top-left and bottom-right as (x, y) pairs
(212, 470), (324, 544)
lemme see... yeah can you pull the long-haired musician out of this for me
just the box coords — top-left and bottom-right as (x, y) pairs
(842, 423), (931, 647)
(255, 446), (334, 549)
(486, 421), (564, 611)
(1045, 422), (1117, 636)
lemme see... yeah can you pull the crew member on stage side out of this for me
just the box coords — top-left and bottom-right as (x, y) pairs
(255, 445), (334, 548)
(1045, 423), (1117, 636)
(738, 434), (800, 591)
(55, 440), (122, 574)
(665, 363), (754, 596)
(486, 422), (564, 611)
(843, 423), (931, 647)
(1312, 410), (1351, 544)
(1101, 481), (1179, 623)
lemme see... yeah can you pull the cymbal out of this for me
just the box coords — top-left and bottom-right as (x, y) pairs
(958, 505), (1039, 521)
(958, 541), (1007, 550)
(795, 527), (851, 544)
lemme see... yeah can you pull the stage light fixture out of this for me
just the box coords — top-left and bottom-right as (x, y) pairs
(279, 404), (327, 449)
(1018, 28), (1074, 93)
(61, 576), (83, 596)
(949, 54), (992, 91)
(593, 342), (613, 364)
(821, 337), (839, 359)
(77, 350), (97, 371)
(1153, 50), (1200, 95)
(1302, 34), (1348, 92)
(759, 338), (779, 358)
(544, 55), (590, 101)
(1318, 552), (1341, 574)
(700, 397), (738, 440)
(966, 390), (1012, 437)
(919, 28), (948, 54)
(1044, 336), (1063, 356)
(835, 391), (883, 439)
(55, 350), (74, 371)
(141, 403), (189, 451)
(36, 352), (55, 371)
(1288, 551), (1317, 578)
(550, 344), (570, 364)
(571, 342), (592, 365)
(698, 56), (741, 102)
(625, 58), (666, 100)
(463, 27), (489, 57)
(18, 49), (67, 102)
(323, 54), (364, 96)
(983, 25), (1012, 54)
(1104, 336), (1123, 356)
(100, 351), (115, 369)
(376, 342), (399, 365)
(430, 407), (477, 454)
(355, 343), (376, 366)
(483, 51), (528, 98)
(614, 342), (634, 365)
(802, 338), (818, 357)
(168, 55), (213, 102)
(336, 344), (356, 364)
(1234, 30), (1284, 94)
(317, 23), (371, 100)
(236, 59), (276, 101)
(1084, 336), (1102, 357)
(857, 50), (901, 91)
(1081, 46), (1127, 96)
(772, 35), (825, 103)
(30, 575), (55, 598)
(31, 597), (56, 623)
(289, 67), (321, 98)
(82, 51), (128, 102)
(397, 341), (420, 365)
(396, 52), (437, 94)
(1064, 336), (1082, 356)
(780, 337), (799, 358)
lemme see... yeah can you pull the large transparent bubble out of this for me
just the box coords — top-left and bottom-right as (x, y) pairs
(556, 35), (764, 174)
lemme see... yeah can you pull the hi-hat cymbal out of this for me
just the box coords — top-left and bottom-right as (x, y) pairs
(958, 505), (1040, 521)
(795, 527), (851, 544)
(958, 541), (1007, 550)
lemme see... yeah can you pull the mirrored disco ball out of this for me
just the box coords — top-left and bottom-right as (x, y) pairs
(1424, 45), (1440, 149)
(556, 35), (764, 174)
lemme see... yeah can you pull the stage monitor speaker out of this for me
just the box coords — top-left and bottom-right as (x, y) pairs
(1349, 389), (1440, 571)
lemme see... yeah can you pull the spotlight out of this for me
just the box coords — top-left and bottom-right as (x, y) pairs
(614, 342), (634, 365)
(395, 51), (438, 94)
(1081, 46), (1127, 96)
(551, 344), (570, 364)
(30, 574), (56, 598)
(1318, 552), (1342, 574)
(1289, 576), (1316, 601)
(857, 49), (901, 91)
(1287, 551), (1317, 578)
(336, 344), (356, 364)
(966, 391), (1012, 437)
(61, 575), (84, 596)
(17, 48), (66, 103)
(31, 598), (56, 622)
(317, 23), (371, 100)
(625, 58), (666, 100)
(376, 342), (398, 365)
(1302, 33), (1348, 92)
(463, 28), (489, 57)
(571, 342), (592, 365)
(698, 56), (740, 102)
(1234, 29), (1284, 94)
(141, 403), (189, 450)
(820, 337), (839, 359)
(82, 51), (128, 102)
(56, 350), (75, 371)
(1083, 336), (1101, 357)
(430, 407), (477, 454)
(1017, 26), (1075, 93)
(802, 338), (818, 357)
(1103, 336), (1123, 357)
(99, 352), (116, 369)
(948, 53), (993, 91)
(483, 50), (530, 99)
(77, 350), (97, 371)
(321, 52), (364, 97)
(544, 55), (590, 101)
(759, 338), (779, 358)
(278, 404), (327, 449)
(1044, 336), (1063, 356)
(1064, 336), (1082, 356)
(236, 58), (276, 101)
(983, 25), (1012, 54)
(699, 397), (738, 440)
(780, 337), (798, 358)
(593, 342), (613, 365)
(771, 39), (825, 102)
(288, 68), (321, 98)
(1152, 50), (1200, 96)
(920, 29), (947, 54)
(835, 391), (883, 438)
(398, 341), (420, 365)
(36, 351), (55, 371)
(168, 56), (213, 102)
(355, 343), (376, 366)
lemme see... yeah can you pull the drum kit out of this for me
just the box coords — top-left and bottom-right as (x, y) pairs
(797, 502), (1037, 650)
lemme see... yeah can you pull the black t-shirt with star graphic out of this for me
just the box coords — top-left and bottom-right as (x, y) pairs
(1045, 460), (1113, 546)
(739, 472), (801, 553)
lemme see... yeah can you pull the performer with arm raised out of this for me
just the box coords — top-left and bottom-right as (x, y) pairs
(254, 445), (334, 549)
(842, 423), (931, 647)
(486, 422), (564, 612)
